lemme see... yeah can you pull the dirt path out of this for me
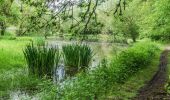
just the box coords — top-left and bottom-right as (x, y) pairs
(134, 48), (170, 100)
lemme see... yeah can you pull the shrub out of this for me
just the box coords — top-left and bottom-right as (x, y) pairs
(62, 44), (93, 75)
(23, 43), (60, 78)
(111, 41), (159, 83)
(113, 16), (139, 42)
(57, 41), (159, 99)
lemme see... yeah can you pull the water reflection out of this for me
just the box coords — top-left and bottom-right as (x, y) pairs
(54, 64), (65, 83)
(10, 90), (38, 100)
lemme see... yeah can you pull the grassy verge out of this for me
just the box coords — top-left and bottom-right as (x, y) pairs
(107, 51), (161, 99)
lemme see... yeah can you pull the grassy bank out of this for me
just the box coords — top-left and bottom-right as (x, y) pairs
(107, 51), (161, 99)
(0, 38), (55, 99)
(0, 39), (27, 97)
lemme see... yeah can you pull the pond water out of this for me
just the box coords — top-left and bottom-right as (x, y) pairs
(47, 40), (127, 64)
(48, 40), (128, 82)
(10, 90), (39, 100)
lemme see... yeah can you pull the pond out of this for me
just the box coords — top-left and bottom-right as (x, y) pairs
(9, 40), (128, 99)
(48, 40), (128, 82)
(47, 40), (127, 66)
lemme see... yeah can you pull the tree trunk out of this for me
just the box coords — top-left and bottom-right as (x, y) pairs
(132, 37), (136, 42)
(0, 22), (6, 36)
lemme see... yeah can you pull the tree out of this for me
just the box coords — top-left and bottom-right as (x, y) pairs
(127, 19), (139, 42)
(0, 16), (6, 35)
(19, 0), (110, 37)
(0, 0), (128, 38)
(149, 0), (170, 40)
(113, 16), (139, 42)
(0, 0), (19, 36)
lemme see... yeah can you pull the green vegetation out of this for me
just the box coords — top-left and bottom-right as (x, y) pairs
(63, 44), (93, 76)
(111, 41), (159, 83)
(148, 0), (170, 40)
(108, 52), (161, 99)
(0, 38), (55, 99)
(57, 41), (160, 99)
(0, 0), (170, 99)
(23, 43), (60, 78)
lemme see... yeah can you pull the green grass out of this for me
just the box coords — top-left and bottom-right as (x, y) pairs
(0, 39), (28, 70)
(62, 44), (93, 71)
(0, 39), (29, 97)
(106, 51), (161, 99)
(0, 38), (55, 99)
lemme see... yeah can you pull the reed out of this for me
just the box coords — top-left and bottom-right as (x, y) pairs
(23, 43), (60, 78)
(62, 44), (93, 72)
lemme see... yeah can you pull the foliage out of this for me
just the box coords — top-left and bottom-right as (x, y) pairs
(62, 44), (93, 72)
(23, 43), (60, 78)
(113, 16), (139, 42)
(1, 0), (170, 41)
(149, 0), (170, 40)
(124, 0), (170, 40)
(112, 41), (159, 82)
(0, 0), (20, 35)
(57, 41), (159, 99)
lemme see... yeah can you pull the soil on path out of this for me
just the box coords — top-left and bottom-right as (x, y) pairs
(134, 48), (170, 100)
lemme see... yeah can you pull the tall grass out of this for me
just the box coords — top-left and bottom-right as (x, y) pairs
(23, 43), (60, 78)
(62, 44), (93, 72)
(79, 44), (93, 68)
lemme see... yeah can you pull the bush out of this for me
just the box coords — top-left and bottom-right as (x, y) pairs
(23, 43), (60, 78)
(111, 41), (159, 83)
(57, 41), (159, 99)
(113, 16), (139, 42)
(62, 44), (93, 75)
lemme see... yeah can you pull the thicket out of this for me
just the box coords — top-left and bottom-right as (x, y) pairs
(57, 41), (160, 99)
(126, 0), (170, 40)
